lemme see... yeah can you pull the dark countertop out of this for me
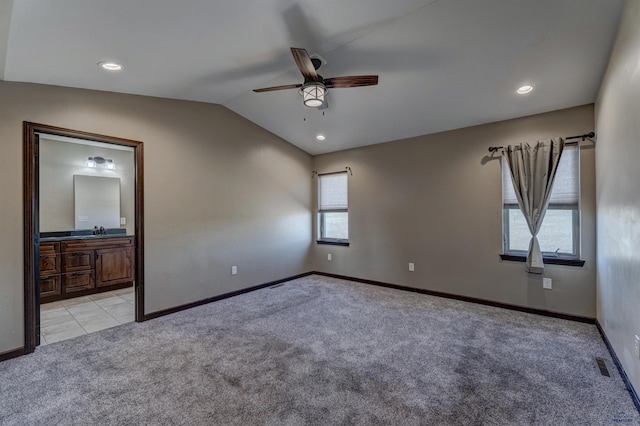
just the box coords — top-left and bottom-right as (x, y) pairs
(40, 229), (132, 242)
(40, 234), (134, 242)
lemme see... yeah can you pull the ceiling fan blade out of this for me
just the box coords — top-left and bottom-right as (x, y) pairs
(323, 75), (379, 88)
(318, 97), (329, 110)
(253, 84), (302, 93)
(290, 47), (318, 81)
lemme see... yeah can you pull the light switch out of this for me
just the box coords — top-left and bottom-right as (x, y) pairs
(543, 278), (552, 289)
(120, 217), (126, 225)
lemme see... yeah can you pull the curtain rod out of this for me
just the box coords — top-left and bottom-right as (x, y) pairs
(488, 132), (595, 153)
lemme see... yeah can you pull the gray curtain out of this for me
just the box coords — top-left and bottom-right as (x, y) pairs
(504, 138), (565, 273)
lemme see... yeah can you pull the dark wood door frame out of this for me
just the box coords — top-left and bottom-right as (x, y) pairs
(23, 122), (145, 354)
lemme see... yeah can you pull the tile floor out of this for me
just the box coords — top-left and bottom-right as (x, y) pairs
(40, 287), (134, 345)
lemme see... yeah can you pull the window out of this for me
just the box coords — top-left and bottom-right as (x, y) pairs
(502, 145), (580, 258)
(318, 172), (348, 243)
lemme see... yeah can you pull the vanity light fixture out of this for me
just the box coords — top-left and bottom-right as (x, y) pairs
(86, 156), (115, 170)
(516, 84), (534, 94)
(98, 61), (123, 71)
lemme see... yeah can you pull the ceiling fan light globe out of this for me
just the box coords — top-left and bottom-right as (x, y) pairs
(301, 83), (326, 108)
(304, 98), (324, 107)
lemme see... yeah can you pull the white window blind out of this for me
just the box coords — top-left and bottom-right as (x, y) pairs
(502, 144), (579, 207)
(319, 173), (348, 212)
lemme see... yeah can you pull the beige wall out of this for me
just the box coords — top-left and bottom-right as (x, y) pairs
(312, 104), (597, 318)
(0, 81), (313, 354)
(39, 138), (135, 234)
(595, 0), (640, 394)
(0, 80), (601, 357)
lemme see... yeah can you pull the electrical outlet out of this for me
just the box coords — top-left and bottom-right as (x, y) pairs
(409, 262), (415, 272)
(231, 265), (237, 275)
(543, 277), (552, 289)
(635, 335), (640, 359)
(328, 253), (332, 261)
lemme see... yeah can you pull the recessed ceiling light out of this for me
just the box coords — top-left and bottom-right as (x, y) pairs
(316, 134), (326, 141)
(98, 61), (123, 71)
(517, 85), (534, 94)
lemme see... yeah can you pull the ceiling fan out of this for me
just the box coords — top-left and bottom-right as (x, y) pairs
(253, 47), (379, 108)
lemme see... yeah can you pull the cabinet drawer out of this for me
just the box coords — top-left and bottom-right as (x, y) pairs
(40, 241), (60, 275)
(40, 275), (61, 297)
(41, 242), (60, 254)
(63, 271), (95, 292)
(62, 251), (94, 272)
(62, 237), (133, 251)
(40, 253), (60, 275)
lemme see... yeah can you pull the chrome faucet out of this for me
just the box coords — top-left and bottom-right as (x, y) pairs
(93, 226), (107, 235)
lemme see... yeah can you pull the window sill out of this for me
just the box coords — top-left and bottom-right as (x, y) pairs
(317, 240), (350, 247)
(500, 254), (585, 267)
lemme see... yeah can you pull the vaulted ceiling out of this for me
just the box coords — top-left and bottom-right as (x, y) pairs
(0, 0), (625, 154)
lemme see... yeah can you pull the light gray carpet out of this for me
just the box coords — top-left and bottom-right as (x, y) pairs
(1, 275), (638, 425)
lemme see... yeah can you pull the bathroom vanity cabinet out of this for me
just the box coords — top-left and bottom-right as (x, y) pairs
(39, 236), (134, 303)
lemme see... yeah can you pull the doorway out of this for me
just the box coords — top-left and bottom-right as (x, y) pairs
(23, 122), (145, 353)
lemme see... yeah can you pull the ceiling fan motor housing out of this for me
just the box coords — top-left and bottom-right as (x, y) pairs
(310, 57), (323, 70)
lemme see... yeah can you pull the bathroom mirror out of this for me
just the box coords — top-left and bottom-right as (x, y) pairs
(74, 175), (121, 229)
(37, 133), (135, 234)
